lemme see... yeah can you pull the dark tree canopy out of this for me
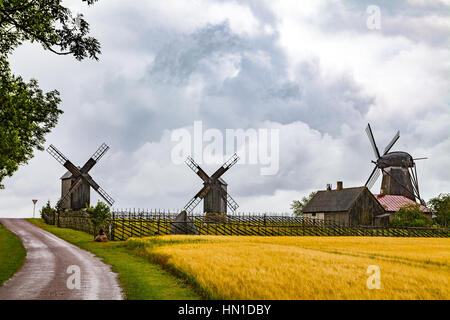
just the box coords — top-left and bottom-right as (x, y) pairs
(0, 0), (100, 59)
(0, 0), (100, 188)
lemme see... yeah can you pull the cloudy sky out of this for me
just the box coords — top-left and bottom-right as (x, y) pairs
(1, 0), (449, 217)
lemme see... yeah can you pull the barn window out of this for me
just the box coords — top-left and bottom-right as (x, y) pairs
(312, 213), (316, 217)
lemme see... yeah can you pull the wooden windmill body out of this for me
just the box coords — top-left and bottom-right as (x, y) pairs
(203, 178), (228, 213)
(60, 170), (91, 210)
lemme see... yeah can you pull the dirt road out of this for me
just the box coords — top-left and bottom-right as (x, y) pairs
(0, 219), (123, 300)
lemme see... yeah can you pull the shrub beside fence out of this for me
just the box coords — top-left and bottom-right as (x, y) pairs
(41, 209), (56, 225)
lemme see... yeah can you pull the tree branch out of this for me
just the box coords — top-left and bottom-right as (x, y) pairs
(0, 7), (74, 56)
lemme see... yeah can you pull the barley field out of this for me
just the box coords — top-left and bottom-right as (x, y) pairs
(126, 236), (450, 300)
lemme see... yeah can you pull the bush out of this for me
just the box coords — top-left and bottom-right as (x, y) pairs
(86, 201), (111, 239)
(390, 203), (432, 228)
(40, 201), (56, 220)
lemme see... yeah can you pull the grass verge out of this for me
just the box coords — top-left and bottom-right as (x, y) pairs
(27, 219), (200, 300)
(0, 221), (26, 286)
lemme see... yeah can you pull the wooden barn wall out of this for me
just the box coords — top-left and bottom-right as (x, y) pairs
(348, 190), (385, 226)
(324, 212), (349, 225)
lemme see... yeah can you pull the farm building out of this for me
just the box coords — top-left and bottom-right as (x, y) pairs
(302, 182), (388, 226)
(375, 194), (431, 220)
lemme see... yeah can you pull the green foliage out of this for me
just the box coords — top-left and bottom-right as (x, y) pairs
(0, 0), (100, 59)
(390, 203), (432, 228)
(428, 193), (450, 227)
(86, 201), (111, 237)
(291, 192), (317, 216)
(0, 57), (62, 188)
(40, 200), (56, 219)
(0, 0), (100, 188)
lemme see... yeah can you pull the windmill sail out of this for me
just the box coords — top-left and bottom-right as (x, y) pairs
(211, 154), (240, 180)
(48, 145), (82, 177)
(365, 166), (381, 189)
(365, 124), (381, 159)
(185, 156), (210, 182)
(383, 131), (400, 155)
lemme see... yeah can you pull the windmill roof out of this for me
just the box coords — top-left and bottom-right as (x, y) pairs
(303, 187), (367, 213)
(60, 170), (73, 180)
(375, 194), (430, 213)
(60, 166), (81, 179)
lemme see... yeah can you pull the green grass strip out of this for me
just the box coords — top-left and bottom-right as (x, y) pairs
(0, 221), (26, 286)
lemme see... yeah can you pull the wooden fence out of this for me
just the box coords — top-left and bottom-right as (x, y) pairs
(109, 210), (450, 241)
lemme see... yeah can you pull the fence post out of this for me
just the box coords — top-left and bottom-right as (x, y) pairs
(157, 212), (160, 235)
(111, 211), (115, 241)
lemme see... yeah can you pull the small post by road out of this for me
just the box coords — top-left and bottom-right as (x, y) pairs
(32, 199), (38, 218)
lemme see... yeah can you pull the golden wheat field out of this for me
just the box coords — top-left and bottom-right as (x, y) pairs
(126, 236), (450, 300)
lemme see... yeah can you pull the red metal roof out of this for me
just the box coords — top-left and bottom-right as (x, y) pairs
(374, 194), (430, 213)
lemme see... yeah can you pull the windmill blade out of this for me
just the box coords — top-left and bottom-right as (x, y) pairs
(183, 185), (211, 213)
(194, 185), (211, 199)
(383, 131), (400, 155)
(91, 143), (110, 162)
(80, 143), (110, 173)
(95, 187), (115, 207)
(366, 124), (381, 159)
(220, 191), (239, 214)
(211, 153), (240, 180)
(47, 144), (69, 166)
(82, 174), (115, 206)
(184, 197), (202, 214)
(185, 156), (211, 182)
(56, 176), (83, 208)
(47, 145), (82, 177)
(365, 166), (381, 189)
(411, 165), (426, 205)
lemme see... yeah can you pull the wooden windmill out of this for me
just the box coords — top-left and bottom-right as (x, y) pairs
(183, 154), (240, 214)
(364, 123), (426, 205)
(47, 143), (115, 210)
